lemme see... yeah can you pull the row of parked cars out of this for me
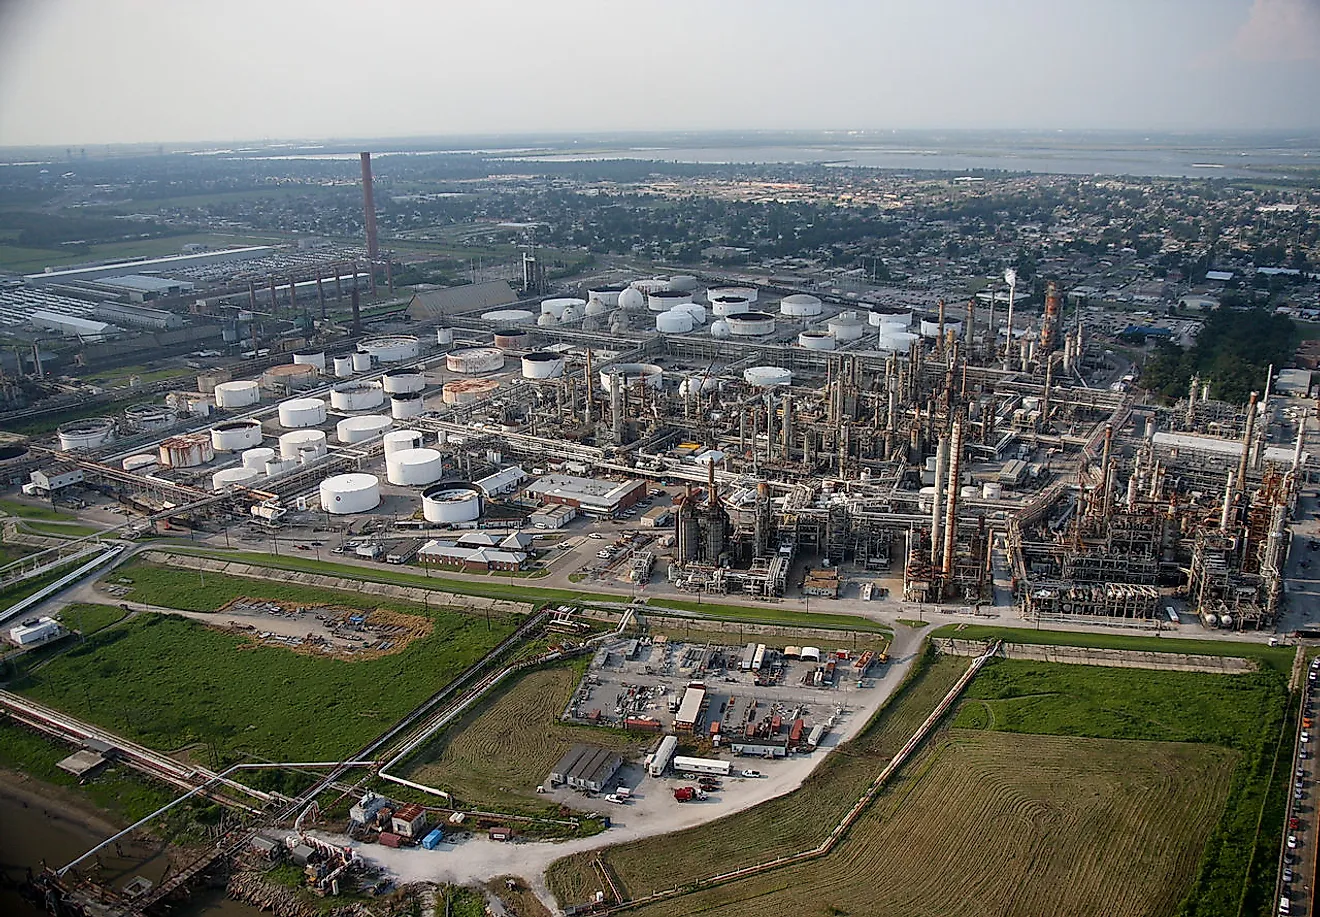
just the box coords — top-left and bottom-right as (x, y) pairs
(1281, 658), (1320, 914)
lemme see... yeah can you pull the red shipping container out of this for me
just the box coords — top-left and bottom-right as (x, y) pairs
(378, 832), (403, 848)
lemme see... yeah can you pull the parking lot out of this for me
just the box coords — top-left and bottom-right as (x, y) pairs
(1282, 656), (1320, 916)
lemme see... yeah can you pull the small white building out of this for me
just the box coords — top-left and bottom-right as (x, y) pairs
(475, 465), (528, 498)
(29, 465), (84, 495)
(9, 617), (64, 646)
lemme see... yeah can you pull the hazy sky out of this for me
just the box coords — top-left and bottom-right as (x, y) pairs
(1, 0), (1318, 146)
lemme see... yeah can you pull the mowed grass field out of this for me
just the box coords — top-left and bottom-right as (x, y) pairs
(626, 731), (1235, 917)
(403, 662), (648, 816)
(13, 571), (519, 763)
(548, 650), (1290, 917)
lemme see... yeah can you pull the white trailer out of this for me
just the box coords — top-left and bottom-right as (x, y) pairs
(649, 735), (678, 777)
(673, 755), (732, 777)
(751, 644), (767, 672)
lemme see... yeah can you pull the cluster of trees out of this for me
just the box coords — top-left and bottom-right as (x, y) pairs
(1139, 307), (1298, 404)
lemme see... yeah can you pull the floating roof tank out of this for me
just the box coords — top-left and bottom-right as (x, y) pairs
(725, 311), (777, 336)
(798, 329), (836, 351)
(390, 393), (424, 419)
(383, 430), (424, 457)
(359, 335), (420, 363)
(422, 483), (482, 523)
(522, 351), (566, 379)
(382, 368), (425, 394)
(330, 381), (385, 411)
(743, 366), (793, 387)
(211, 419), (263, 452)
(292, 351), (327, 372)
(57, 418), (116, 451)
(446, 347), (505, 374)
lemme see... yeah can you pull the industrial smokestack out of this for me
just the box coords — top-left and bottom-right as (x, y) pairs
(360, 152), (379, 262)
(930, 435), (948, 565)
(941, 419), (963, 579)
(1039, 280), (1060, 355)
(1236, 392), (1258, 495)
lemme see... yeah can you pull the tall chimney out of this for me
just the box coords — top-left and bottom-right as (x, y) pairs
(1236, 392), (1258, 496)
(1039, 280), (1061, 355)
(360, 152), (379, 262)
(941, 419), (963, 579)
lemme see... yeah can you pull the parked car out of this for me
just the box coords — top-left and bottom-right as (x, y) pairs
(741, 769), (763, 778)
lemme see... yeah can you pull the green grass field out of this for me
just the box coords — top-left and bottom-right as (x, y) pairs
(645, 597), (889, 632)
(15, 571), (518, 762)
(20, 520), (108, 539)
(0, 498), (76, 521)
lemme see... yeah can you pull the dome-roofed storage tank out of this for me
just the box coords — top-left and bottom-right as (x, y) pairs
(211, 419), (263, 452)
(57, 418), (116, 451)
(320, 473), (381, 514)
(442, 378), (500, 405)
(386, 447), (444, 486)
(780, 293), (823, 318)
(493, 328), (533, 350)
(798, 329), (836, 351)
(647, 289), (692, 312)
(159, 432), (214, 468)
(599, 362), (663, 393)
(214, 380), (261, 408)
(336, 415), (392, 444)
(522, 351), (566, 379)
(382, 368), (425, 394)
(481, 308), (536, 325)
(655, 310), (695, 334)
(676, 301), (707, 324)
(679, 375), (720, 396)
(743, 366), (794, 387)
(359, 335), (420, 363)
(330, 381), (385, 411)
(333, 356), (354, 378)
(278, 429), (326, 460)
(541, 297), (586, 319)
(422, 483), (482, 523)
(383, 430), (424, 458)
(211, 466), (260, 491)
(446, 347), (505, 374)
(877, 329), (919, 352)
(242, 446), (276, 470)
(292, 351), (326, 373)
(617, 287), (646, 311)
(827, 311), (865, 341)
(725, 311), (777, 337)
(391, 393), (424, 419)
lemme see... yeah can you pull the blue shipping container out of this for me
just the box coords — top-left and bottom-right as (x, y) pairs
(421, 828), (444, 850)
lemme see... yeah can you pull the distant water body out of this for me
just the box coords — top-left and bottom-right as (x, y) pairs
(233, 139), (1319, 180)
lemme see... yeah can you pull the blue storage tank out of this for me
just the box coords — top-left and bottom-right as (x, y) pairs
(421, 828), (444, 850)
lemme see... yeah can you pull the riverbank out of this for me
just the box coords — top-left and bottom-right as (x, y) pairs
(0, 767), (123, 843)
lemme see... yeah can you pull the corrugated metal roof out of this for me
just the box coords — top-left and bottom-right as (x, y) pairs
(407, 280), (517, 319)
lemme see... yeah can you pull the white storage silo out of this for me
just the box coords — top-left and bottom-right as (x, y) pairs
(214, 380), (260, 408)
(210, 420), (263, 452)
(279, 429), (327, 460)
(798, 330), (836, 351)
(599, 363), (663, 393)
(710, 295), (752, 317)
(676, 301), (707, 324)
(647, 289), (692, 312)
(359, 336), (420, 363)
(382, 369), (425, 394)
(743, 366), (794, 387)
(331, 382), (385, 411)
(336, 415), (392, 444)
(436, 327), (455, 345)
(522, 352), (566, 379)
(386, 448), (444, 486)
(655, 310), (695, 334)
(292, 351), (327, 373)
(351, 352), (372, 373)
(383, 430), (424, 458)
(827, 312), (865, 341)
(242, 447), (276, 470)
(320, 473), (381, 514)
(333, 356), (354, 378)
(780, 294), (823, 318)
(278, 398), (327, 428)
(725, 312), (777, 337)
(391, 393), (424, 419)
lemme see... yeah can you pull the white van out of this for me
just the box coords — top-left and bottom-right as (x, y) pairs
(1280, 896), (1291, 915)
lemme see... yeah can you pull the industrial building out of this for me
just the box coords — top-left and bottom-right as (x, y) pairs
(29, 464), (84, 495)
(417, 540), (528, 571)
(30, 310), (116, 340)
(91, 275), (195, 303)
(8, 616), (64, 646)
(548, 744), (623, 792)
(526, 475), (648, 517)
(530, 503), (577, 529)
(93, 301), (185, 330)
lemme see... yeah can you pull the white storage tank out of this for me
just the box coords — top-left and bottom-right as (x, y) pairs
(617, 287), (646, 311)
(725, 311), (777, 337)
(213, 380), (261, 408)
(57, 418), (116, 451)
(211, 420), (263, 452)
(279, 429), (327, 460)
(260, 363), (318, 392)
(679, 376), (720, 396)
(655, 310), (695, 334)
(382, 368), (425, 394)
(124, 404), (178, 433)
(422, 483), (482, 524)
(331, 381), (385, 411)
(242, 446), (276, 470)
(493, 328), (533, 350)
(211, 466), (260, 491)
(780, 294), (823, 318)
(481, 308), (536, 325)
(710, 319), (732, 339)
(159, 433), (214, 468)
(386, 448), (444, 486)
(122, 454), (158, 473)
(391, 393), (424, 419)
(436, 327), (455, 345)
(586, 283), (628, 307)
(869, 307), (913, 328)
(827, 312), (865, 341)
(359, 335), (420, 363)
(647, 289), (692, 312)
(292, 351), (326, 373)
(541, 297), (586, 319)
(320, 473), (381, 514)
(919, 315), (963, 339)
(668, 274), (698, 293)
(351, 351), (373, 373)
(708, 285), (758, 304)
(522, 351), (566, 379)
(336, 415), (392, 444)
(265, 457), (298, 477)
(798, 330), (836, 351)
(446, 347), (505, 374)
(877, 330), (919, 352)
(383, 430), (424, 458)
(333, 356), (354, 378)
(744, 366), (794, 388)
(710, 295), (752, 317)
(676, 301), (707, 324)
(442, 379), (500, 404)
(629, 278), (669, 295)
(278, 397), (327, 428)
(599, 362), (663, 393)
(982, 482), (1003, 500)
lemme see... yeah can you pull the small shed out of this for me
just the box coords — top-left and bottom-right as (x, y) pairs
(391, 803), (428, 838)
